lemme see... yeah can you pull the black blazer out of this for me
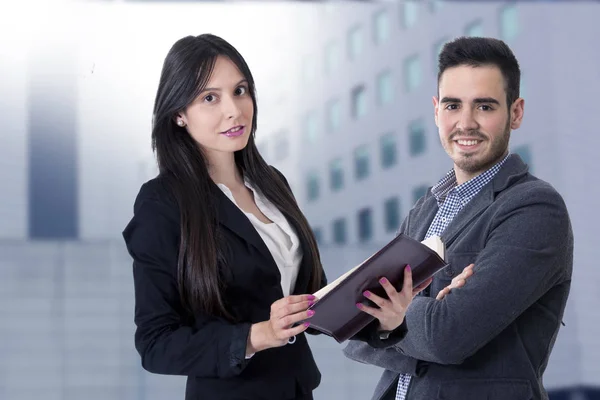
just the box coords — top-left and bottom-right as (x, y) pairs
(123, 167), (406, 399)
(122, 169), (328, 400)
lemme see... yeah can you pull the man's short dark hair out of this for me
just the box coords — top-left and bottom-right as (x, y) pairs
(438, 37), (521, 107)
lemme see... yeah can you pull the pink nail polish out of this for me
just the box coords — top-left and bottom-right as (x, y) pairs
(307, 310), (315, 317)
(379, 277), (388, 284)
(363, 291), (371, 297)
(304, 322), (310, 327)
(356, 303), (363, 309)
(406, 265), (411, 271)
(308, 301), (314, 307)
(308, 295), (316, 300)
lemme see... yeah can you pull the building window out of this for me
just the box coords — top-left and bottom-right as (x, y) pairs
(376, 70), (393, 106)
(429, 0), (443, 13)
(302, 57), (316, 83)
(332, 218), (347, 245)
(307, 171), (320, 202)
(401, 1), (419, 29)
(412, 185), (429, 204)
(325, 41), (340, 75)
(327, 99), (341, 132)
(384, 197), (400, 233)
(354, 145), (370, 180)
(513, 144), (532, 171)
(373, 9), (390, 45)
(351, 85), (367, 119)
(380, 132), (397, 169)
(404, 55), (422, 93)
(312, 227), (323, 246)
(409, 119), (426, 156)
(329, 158), (344, 192)
(274, 131), (289, 161)
(500, 4), (518, 42)
(348, 25), (364, 61)
(304, 111), (318, 144)
(433, 38), (448, 73)
(465, 20), (484, 37)
(357, 207), (373, 242)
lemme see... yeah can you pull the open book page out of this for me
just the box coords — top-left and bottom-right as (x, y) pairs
(312, 235), (444, 299)
(312, 251), (377, 299)
(421, 235), (445, 260)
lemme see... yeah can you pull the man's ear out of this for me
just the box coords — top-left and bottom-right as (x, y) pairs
(510, 97), (524, 130)
(432, 96), (440, 128)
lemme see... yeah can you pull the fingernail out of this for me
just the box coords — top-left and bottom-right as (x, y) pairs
(406, 265), (411, 271)
(308, 301), (314, 307)
(304, 322), (310, 327)
(363, 291), (371, 298)
(379, 277), (388, 284)
(356, 303), (363, 309)
(308, 295), (316, 300)
(307, 310), (315, 317)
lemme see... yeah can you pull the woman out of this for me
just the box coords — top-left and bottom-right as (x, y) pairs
(122, 34), (421, 400)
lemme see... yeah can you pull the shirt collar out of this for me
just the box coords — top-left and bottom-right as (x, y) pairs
(431, 153), (510, 205)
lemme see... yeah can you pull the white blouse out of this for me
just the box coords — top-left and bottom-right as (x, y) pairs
(216, 178), (303, 297)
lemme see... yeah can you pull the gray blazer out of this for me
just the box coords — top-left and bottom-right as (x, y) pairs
(343, 155), (573, 400)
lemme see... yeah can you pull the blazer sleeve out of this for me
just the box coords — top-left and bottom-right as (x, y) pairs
(122, 184), (252, 378)
(394, 183), (573, 365)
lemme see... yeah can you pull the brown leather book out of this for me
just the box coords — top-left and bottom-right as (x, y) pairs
(306, 234), (447, 343)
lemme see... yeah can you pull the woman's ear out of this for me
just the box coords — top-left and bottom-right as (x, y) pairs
(173, 113), (187, 127)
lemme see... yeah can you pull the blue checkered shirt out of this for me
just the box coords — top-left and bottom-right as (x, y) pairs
(395, 154), (509, 400)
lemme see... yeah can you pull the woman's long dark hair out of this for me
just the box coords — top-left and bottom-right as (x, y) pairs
(151, 34), (323, 320)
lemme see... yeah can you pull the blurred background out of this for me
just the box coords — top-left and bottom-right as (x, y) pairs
(1, 0), (599, 399)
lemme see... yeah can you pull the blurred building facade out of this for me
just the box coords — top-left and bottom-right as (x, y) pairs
(1, 1), (599, 400)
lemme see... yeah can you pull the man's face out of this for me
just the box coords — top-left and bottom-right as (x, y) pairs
(433, 64), (524, 183)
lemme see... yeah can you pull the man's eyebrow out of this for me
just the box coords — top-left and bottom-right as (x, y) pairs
(473, 97), (500, 104)
(440, 97), (500, 105)
(440, 97), (461, 103)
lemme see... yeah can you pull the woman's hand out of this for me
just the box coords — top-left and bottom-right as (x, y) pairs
(357, 265), (432, 332)
(247, 294), (315, 355)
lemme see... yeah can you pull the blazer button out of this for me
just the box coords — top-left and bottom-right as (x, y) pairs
(444, 267), (454, 277)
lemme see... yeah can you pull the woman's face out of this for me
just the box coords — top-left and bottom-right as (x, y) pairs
(176, 55), (254, 159)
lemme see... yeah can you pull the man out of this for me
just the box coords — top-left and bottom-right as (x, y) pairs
(343, 36), (573, 400)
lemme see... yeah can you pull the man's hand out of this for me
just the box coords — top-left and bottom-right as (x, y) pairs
(436, 264), (474, 300)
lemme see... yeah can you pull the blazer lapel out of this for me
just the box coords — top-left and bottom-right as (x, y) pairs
(215, 188), (280, 278)
(440, 154), (529, 248)
(410, 195), (439, 241)
(440, 187), (494, 248)
(291, 228), (312, 295)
